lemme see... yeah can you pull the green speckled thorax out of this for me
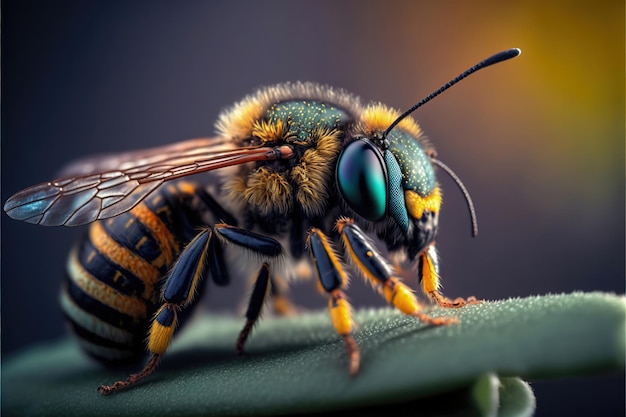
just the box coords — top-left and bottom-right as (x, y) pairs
(387, 130), (436, 197)
(265, 100), (350, 143)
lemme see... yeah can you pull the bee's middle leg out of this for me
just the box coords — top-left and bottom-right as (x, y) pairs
(308, 228), (359, 375)
(236, 263), (270, 354)
(269, 274), (300, 316)
(211, 224), (284, 354)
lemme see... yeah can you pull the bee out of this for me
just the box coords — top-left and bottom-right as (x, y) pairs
(4, 48), (521, 394)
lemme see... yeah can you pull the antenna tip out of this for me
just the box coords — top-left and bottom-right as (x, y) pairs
(484, 48), (522, 67)
(499, 48), (522, 60)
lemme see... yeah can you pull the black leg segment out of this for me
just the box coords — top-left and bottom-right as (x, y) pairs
(308, 229), (345, 292)
(237, 263), (271, 354)
(208, 233), (230, 286)
(163, 229), (211, 304)
(215, 224), (282, 257)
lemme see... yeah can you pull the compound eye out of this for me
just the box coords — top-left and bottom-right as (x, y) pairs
(336, 139), (388, 221)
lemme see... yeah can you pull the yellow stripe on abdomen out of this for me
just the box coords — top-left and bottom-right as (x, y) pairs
(90, 222), (161, 288)
(130, 203), (180, 269)
(67, 247), (148, 319)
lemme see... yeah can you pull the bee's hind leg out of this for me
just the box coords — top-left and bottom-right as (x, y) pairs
(419, 245), (481, 308)
(97, 228), (213, 395)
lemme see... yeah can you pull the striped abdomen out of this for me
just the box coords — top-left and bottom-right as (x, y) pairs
(61, 185), (193, 363)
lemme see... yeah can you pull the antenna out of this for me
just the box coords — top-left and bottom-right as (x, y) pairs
(431, 158), (479, 237)
(383, 48), (521, 237)
(382, 48), (521, 139)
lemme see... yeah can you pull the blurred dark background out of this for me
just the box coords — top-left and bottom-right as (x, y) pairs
(2, 1), (623, 415)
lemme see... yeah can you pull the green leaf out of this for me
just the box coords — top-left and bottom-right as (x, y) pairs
(471, 373), (500, 417)
(282, 375), (535, 417)
(2, 292), (623, 416)
(498, 377), (536, 417)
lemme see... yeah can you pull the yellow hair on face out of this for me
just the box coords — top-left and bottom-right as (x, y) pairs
(405, 187), (442, 219)
(243, 167), (293, 216)
(291, 128), (342, 216)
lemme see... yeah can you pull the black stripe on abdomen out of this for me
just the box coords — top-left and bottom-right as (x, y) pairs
(64, 276), (140, 331)
(62, 241), (154, 362)
(101, 213), (163, 264)
(60, 282), (145, 362)
(78, 237), (147, 299)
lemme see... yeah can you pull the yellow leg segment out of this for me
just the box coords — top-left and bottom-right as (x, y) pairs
(98, 303), (178, 395)
(272, 295), (299, 316)
(308, 227), (360, 375)
(270, 274), (300, 316)
(419, 249), (480, 308)
(329, 289), (359, 375)
(384, 277), (457, 326)
(98, 230), (214, 395)
(329, 290), (353, 335)
(148, 305), (178, 355)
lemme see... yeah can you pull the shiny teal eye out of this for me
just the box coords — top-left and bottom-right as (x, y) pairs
(336, 139), (388, 221)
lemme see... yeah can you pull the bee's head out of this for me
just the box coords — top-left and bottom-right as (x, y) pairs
(335, 131), (445, 260)
(333, 47), (524, 259)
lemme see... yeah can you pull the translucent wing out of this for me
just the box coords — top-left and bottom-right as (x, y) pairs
(4, 137), (292, 226)
(57, 137), (221, 176)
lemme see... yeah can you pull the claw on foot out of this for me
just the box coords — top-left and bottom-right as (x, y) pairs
(413, 312), (459, 326)
(430, 292), (482, 308)
(236, 319), (255, 356)
(343, 334), (360, 376)
(97, 354), (161, 395)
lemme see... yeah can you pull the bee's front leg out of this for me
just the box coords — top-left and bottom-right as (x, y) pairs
(336, 218), (458, 326)
(418, 245), (480, 308)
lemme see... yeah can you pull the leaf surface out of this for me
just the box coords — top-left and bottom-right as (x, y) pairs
(2, 292), (623, 416)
